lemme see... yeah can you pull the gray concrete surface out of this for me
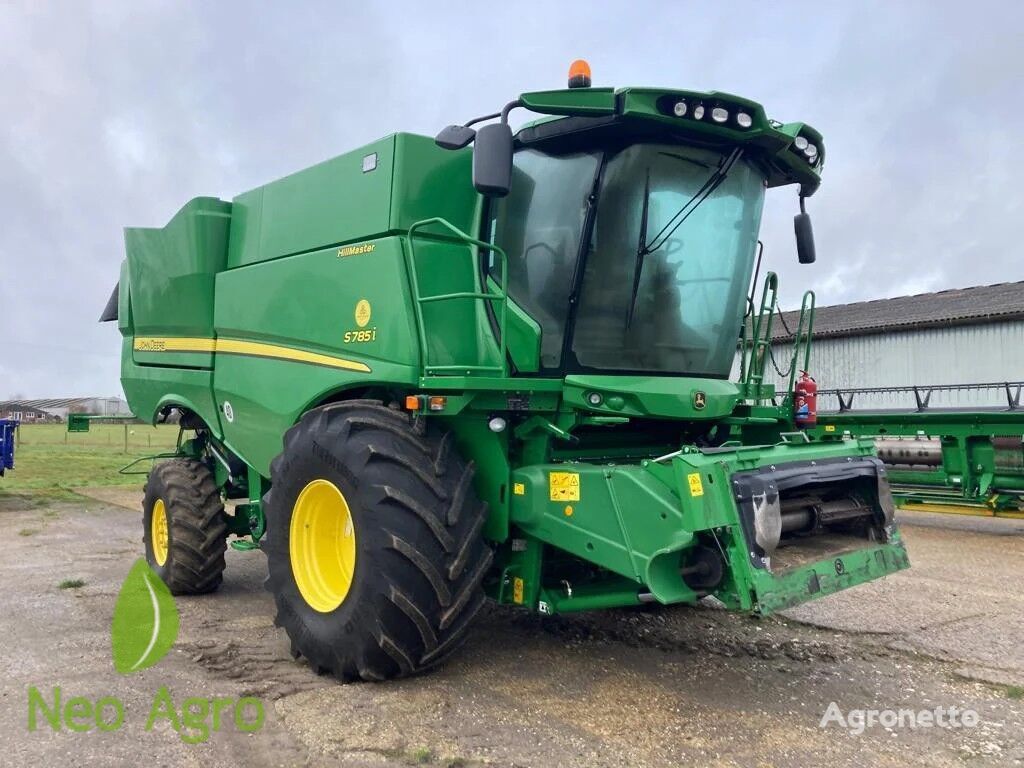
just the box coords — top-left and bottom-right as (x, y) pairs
(1, 488), (1022, 767)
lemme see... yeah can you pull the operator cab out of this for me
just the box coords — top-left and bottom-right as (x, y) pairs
(438, 61), (821, 382)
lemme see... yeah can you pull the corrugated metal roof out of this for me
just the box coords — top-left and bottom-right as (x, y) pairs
(0, 397), (128, 410)
(772, 281), (1024, 342)
(0, 398), (92, 409)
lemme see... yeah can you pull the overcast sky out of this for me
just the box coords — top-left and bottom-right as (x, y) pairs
(2, 1), (1022, 399)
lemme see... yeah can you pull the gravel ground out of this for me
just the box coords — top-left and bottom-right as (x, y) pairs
(1, 488), (1022, 767)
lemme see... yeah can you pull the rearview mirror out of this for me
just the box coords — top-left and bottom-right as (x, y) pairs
(472, 123), (513, 197)
(794, 212), (816, 264)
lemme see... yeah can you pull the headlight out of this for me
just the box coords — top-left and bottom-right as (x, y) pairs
(736, 112), (753, 128)
(692, 104), (705, 120)
(804, 144), (818, 159)
(711, 107), (729, 124)
(673, 100), (688, 117)
(794, 136), (809, 151)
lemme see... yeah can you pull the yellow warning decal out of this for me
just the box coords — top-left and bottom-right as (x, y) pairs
(824, 425), (836, 432)
(687, 472), (704, 497)
(549, 471), (580, 502)
(512, 577), (524, 604)
(513, 482), (525, 496)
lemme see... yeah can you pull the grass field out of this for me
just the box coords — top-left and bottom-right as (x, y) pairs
(0, 423), (179, 490)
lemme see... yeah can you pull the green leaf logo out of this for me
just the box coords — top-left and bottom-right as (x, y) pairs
(111, 558), (179, 674)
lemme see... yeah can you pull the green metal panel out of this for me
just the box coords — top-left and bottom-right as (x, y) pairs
(511, 462), (696, 603)
(563, 375), (740, 420)
(503, 293), (542, 373)
(116, 259), (132, 335)
(446, 418), (511, 542)
(226, 137), (395, 269)
(389, 134), (478, 234)
(750, 541), (908, 613)
(124, 197), (231, 351)
(210, 353), (417, 477)
(212, 236), (421, 475)
(119, 339), (223, 434)
(224, 133), (477, 271)
(216, 236), (419, 369)
(519, 88), (617, 115)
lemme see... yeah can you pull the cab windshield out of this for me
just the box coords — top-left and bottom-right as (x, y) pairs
(490, 142), (765, 377)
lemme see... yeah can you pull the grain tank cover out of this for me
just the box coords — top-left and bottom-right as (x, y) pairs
(124, 196), (231, 345)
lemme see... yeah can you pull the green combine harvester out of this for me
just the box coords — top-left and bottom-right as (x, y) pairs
(101, 62), (908, 681)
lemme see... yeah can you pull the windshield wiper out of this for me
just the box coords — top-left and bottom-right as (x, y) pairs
(626, 168), (651, 328)
(625, 147), (744, 328)
(646, 146), (744, 253)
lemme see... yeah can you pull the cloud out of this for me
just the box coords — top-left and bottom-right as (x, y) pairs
(2, 1), (1022, 397)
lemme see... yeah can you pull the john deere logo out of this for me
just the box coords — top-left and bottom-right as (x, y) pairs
(693, 391), (707, 410)
(354, 299), (372, 328)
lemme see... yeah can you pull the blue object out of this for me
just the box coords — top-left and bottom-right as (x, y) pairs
(0, 419), (17, 476)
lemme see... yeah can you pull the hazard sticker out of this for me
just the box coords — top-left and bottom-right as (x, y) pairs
(824, 425), (836, 432)
(549, 471), (580, 501)
(513, 482), (525, 496)
(513, 577), (524, 604)
(687, 472), (704, 497)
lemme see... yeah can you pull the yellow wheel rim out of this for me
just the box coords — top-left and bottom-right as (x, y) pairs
(151, 498), (169, 566)
(290, 479), (357, 613)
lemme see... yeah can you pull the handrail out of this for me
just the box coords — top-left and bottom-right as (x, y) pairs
(405, 217), (509, 376)
(743, 271), (779, 387)
(786, 289), (816, 394)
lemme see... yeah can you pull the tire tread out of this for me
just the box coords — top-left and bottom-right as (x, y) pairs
(144, 458), (227, 595)
(263, 401), (490, 681)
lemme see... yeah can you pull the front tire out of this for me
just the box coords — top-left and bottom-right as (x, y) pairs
(143, 458), (228, 594)
(263, 401), (492, 682)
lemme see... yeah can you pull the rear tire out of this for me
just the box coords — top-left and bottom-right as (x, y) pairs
(143, 458), (228, 594)
(263, 401), (492, 682)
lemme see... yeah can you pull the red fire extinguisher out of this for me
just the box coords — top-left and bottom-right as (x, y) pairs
(794, 371), (817, 428)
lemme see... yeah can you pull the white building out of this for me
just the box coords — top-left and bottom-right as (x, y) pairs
(757, 282), (1024, 411)
(0, 397), (132, 422)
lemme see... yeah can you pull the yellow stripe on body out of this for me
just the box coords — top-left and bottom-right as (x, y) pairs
(215, 338), (371, 372)
(133, 337), (371, 373)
